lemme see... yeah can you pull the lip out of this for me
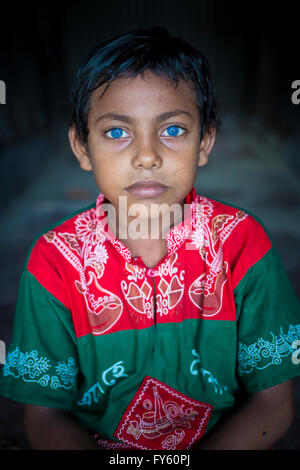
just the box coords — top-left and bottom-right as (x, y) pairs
(124, 180), (170, 198)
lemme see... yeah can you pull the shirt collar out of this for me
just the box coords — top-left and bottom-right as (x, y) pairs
(95, 188), (197, 263)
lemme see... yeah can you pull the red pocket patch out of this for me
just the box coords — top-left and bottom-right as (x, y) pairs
(114, 376), (212, 450)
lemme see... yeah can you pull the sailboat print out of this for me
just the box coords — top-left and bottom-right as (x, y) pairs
(126, 385), (198, 441)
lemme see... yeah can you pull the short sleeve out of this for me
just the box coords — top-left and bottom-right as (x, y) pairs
(234, 243), (300, 395)
(0, 266), (80, 410)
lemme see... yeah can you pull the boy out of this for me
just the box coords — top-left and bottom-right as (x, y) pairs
(1, 27), (300, 450)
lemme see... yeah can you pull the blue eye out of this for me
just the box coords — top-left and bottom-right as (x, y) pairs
(162, 125), (185, 137)
(105, 128), (129, 139)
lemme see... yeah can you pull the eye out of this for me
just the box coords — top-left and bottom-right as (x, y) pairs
(161, 125), (185, 137)
(105, 128), (130, 139)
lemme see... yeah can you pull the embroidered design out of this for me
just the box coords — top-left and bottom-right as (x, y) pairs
(121, 271), (154, 319)
(60, 233), (82, 256)
(93, 434), (132, 449)
(75, 210), (106, 245)
(188, 198), (247, 317)
(106, 237), (132, 263)
(121, 253), (185, 320)
(189, 262), (228, 317)
(156, 273), (185, 316)
(157, 254), (179, 277)
(77, 361), (128, 406)
(190, 349), (229, 395)
(45, 227), (122, 335)
(3, 347), (78, 389)
(114, 376), (212, 450)
(125, 262), (146, 282)
(95, 194), (132, 263)
(238, 324), (300, 374)
(43, 190), (249, 336)
(75, 271), (123, 335)
(85, 243), (108, 275)
(166, 224), (192, 256)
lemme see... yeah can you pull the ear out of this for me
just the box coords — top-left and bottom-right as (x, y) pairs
(198, 126), (216, 167)
(68, 126), (93, 171)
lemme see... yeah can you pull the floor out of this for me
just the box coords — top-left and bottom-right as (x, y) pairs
(0, 114), (299, 449)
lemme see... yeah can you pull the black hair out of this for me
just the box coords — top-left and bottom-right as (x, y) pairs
(70, 27), (219, 144)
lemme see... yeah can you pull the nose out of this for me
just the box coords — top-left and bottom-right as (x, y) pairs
(132, 135), (162, 169)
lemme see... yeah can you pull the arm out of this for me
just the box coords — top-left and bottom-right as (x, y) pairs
(24, 404), (101, 450)
(196, 380), (294, 450)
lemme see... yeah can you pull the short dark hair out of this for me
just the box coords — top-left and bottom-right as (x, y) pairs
(70, 27), (219, 144)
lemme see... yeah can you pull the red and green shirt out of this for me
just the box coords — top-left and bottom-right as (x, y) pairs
(1, 188), (300, 450)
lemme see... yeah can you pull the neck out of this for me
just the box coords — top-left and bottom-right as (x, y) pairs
(121, 237), (168, 268)
(108, 200), (185, 241)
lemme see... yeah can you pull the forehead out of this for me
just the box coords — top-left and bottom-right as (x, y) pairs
(88, 71), (199, 122)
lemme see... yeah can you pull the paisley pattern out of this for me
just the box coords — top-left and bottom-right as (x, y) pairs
(238, 324), (300, 374)
(3, 347), (78, 390)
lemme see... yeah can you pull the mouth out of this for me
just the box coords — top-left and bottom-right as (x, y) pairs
(124, 180), (170, 198)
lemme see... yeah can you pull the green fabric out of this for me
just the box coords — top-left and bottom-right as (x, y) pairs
(0, 238), (300, 441)
(204, 195), (275, 243)
(235, 246), (300, 394)
(71, 319), (238, 437)
(0, 270), (79, 410)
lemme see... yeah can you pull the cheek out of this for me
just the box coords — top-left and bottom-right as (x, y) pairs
(168, 157), (199, 192)
(162, 137), (194, 152)
(88, 146), (115, 171)
(92, 158), (127, 196)
(167, 148), (199, 174)
(163, 132), (201, 161)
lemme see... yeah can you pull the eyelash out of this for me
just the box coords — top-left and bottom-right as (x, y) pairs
(104, 125), (186, 140)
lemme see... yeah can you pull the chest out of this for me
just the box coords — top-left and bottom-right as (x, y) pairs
(65, 244), (237, 339)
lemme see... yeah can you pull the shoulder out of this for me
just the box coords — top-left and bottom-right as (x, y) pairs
(24, 201), (97, 269)
(194, 195), (274, 288)
(194, 194), (273, 244)
(18, 202), (98, 309)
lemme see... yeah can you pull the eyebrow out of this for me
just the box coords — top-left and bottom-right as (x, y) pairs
(93, 109), (193, 126)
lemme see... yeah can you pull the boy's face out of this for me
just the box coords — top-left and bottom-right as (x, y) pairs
(69, 71), (215, 222)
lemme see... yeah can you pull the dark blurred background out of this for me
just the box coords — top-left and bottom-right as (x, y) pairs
(0, 0), (299, 449)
